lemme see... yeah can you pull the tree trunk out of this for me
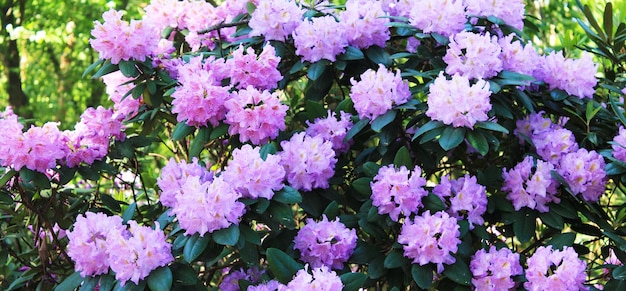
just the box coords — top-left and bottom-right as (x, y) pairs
(0, 0), (30, 117)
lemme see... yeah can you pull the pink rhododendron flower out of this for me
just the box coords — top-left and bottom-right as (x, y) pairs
(224, 45), (283, 91)
(502, 156), (559, 212)
(19, 122), (68, 173)
(102, 71), (142, 119)
(221, 145), (285, 200)
(156, 158), (212, 208)
(524, 246), (587, 291)
(465, 0), (525, 30)
(557, 148), (607, 202)
(426, 72), (492, 128)
(498, 34), (541, 77)
(340, 0), (390, 49)
(224, 86), (288, 145)
(398, 211), (460, 273)
(171, 56), (231, 127)
(249, 0), (304, 41)
(293, 215), (357, 269)
(279, 132), (337, 191)
(433, 174), (487, 229)
(470, 246), (523, 290)
(170, 176), (245, 236)
(293, 15), (348, 63)
(536, 51), (598, 99)
(612, 126), (626, 163)
(90, 9), (159, 64)
(279, 265), (343, 291)
(444, 31), (503, 80)
(350, 64), (411, 121)
(408, 0), (466, 37)
(370, 165), (428, 221)
(514, 112), (578, 163)
(66, 212), (125, 277)
(305, 110), (354, 153)
(106, 221), (173, 286)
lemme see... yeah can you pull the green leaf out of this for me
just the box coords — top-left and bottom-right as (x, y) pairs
(497, 70), (535, 84)
(439, 127), (466, 151)
(538, 211), (564, 230)
(212, 225), (240, 246)
(371, 110), (396, 132)
(308, 61), (328, 81)
(344, 118), (370, 142)
(266, 248), (303, 283)
(0, 169), (17, 187)
(172, 122), (195, 141)
(323, 200), (339, 220)
(119, 60), (139, 77)
(171, 263), (198, 285)
(604, 2), (614, 40)
(260, 142), (277, 160)
(393, 146), (412, 169)
(339, 46), (365, 61)
(183, 234), (210, 263)
(98, 274), (116, 291)
(122, 203), (136, 223)
(365, 46), (391, 66)
(550, 89), (569, 101)
(412, 120), (445, 141)
(101, 194), (122, 213)
(246, 1), (256, 14)
(613, 265), (626, 280)
(474, 121), (509, 134)
(189, 126), (211, 158)
(368, 255), (386, 279)
(362, 162), (382, 177)
(210, 123), (229, 140)
(340, 272), (367, 291)
(411, 264), (433, 289)
(546, 232), (576, 250)
(54, 272), (83, 291)
(92, 60), (118, 79)
(83, 59), (104, 78)
(273, 186), (302, 204)
(442, 258), (472, 286)
(383, 249), (405, 269)
(513, 209), (536, 243)
(80, 276), (99, 291)
(352, 177), (373, 197)
(147, 266), (173, 291)
(269, 202), (295, 229)
(467, 130), (489, 156)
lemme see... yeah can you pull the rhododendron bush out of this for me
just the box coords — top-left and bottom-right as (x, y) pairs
(3, 0), (626, 290)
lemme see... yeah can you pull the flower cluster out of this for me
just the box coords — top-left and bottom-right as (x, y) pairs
(279, 132), (337, 191)
(524, 246), (587, 291)
(557, 148), (607, 202)
(305, 110), (354, 153)
(470, 246), (523, 290)
(293, 15), (347, 63)
(498, 34), (541, 77)
(536, 51), (598, 99)
(221, 145), (285, 200)
(350, 64), (411, 121)
(443, 31), (503, 80)
(171, 56), (231, 127)
(279, 265), (343, 290)
(514, 112), (578, 163)
(426, 72), (492, 128)
(102, 71), (142, 119)
(249, 0), (304, 41)
(293, 215), (357, 269)
(408, 0), (466, 37)
(224, 86), (288, 145)
(340, 0), (390, 49)
(156, 158), (212, 208)
(66, 212), (173, 285)
(224, 45), (283, 91)
(219, 267), (264, 291)
(370, 165), (428, 221)
(465, 0), (526, 30)
(502, 156), (559, 212)
(433, 174), (487, 229)
(90, 9), (159, 64)
(398, 211), (460, 273)
(171, 175), (246, 236)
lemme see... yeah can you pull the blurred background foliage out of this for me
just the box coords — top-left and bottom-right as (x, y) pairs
(0, 0), (622, 127)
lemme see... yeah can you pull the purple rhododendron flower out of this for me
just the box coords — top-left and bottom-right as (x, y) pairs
(340, 0), (390, 49)
(224, 86), (288, 145)
(106, 221), (173, 286)
(444, 31), (503, 80)
(278, 265), (343, 291)
(249, 0), (304, 41)
(502, 156), (559, 212)
(465, 0), (525, 30)
(219, 267), (264, 291)
(305, 110), (354, 153)
(293, 215), (357, 269)
(557, 148), (607, 202)
(433, 174), (487, 229)
(408, 0), (466, 37)
(535, 51), (598, 99)
(398, 211), (460, 273)
(293, 15), (348, 63)
(279, 132), (337, 191)
(498, 34), (541, 77)
(524, 246), (587, 291)
(350, 64), (411, 121)
(514, 112), (578, 163)
(370, 165), (428, 221)
(612, 126), (626, 163)
(221, 144), (285, 200)
(224, 45), (283, 91)
(156, 158), (212, 208)
(470, 246), (523, 290)
(426, 72), (491, 128)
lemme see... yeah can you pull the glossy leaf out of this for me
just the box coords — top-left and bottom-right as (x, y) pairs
(212, 225), (240, 246)
(147, 266), (173, 291)
(266, 248), (303, 283)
